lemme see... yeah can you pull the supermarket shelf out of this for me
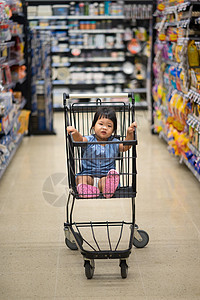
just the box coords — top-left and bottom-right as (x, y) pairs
(69, 45), (124, 50)
(69, 57), (125, 62)
(155, 1), (199, 17)
(67, 15), (125, 20)
(70, 67), (122, 72)
(181, 156), (200, 182)
(28, 16), (68, 20)
(57, 37), (69, 42)
(31, 25), (68, 30)
(3, 73), (26, 89)
(0, 111), (21, 135)
(0, 99), (26, 118)
(52, 80), (125, 85)
(188, 143), (200, 157)
(125, 88), (147, 94)
(0, 105), (12, 118)
(189, 88), (200, 105)
(0, 57), (6, 64)
(28, 15), (125, 20)
(135, 101), (148, 109)
(52, 62), (70, 67)
(69, 29), (124, 34)
(51, 47), (70, 53)
(0, 134), (23, 180)
(0, 41), (15, 48)
(187, 114), (200, 129)
(4, 58), (25, 67)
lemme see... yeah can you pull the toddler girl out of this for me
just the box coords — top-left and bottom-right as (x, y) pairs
(67, 107), (137, 198)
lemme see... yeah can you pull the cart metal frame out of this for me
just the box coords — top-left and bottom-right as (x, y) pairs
(63, 92), (149, 279)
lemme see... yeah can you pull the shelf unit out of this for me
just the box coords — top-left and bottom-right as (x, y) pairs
(151, 0), (200, 182)
(0, 0), (28, 180)
(28, 30), (55, 135)
(25, 0), (153, 110)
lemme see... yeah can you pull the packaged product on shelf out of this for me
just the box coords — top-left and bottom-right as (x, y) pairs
(38, 5), (52, 16)
(180, 68), (189, 94)
(13, 91), (22, 104)
(188, 40), (200, 67)
(167, 27), (178, 43)
(0, 23), (11, 42)
(2, 64), (12, 85)
(18, 110), (30, 135)
(175, 44), (183, 63)
(0, 112), (9, 133)
(10, 36), (24, 60)
(0, 92), (13, 115)
(199, 133), (200, 152)
(135, 27), (147, 42)
(190, 68), (200, 91)
(18, 109), (30, 134)
(27, 6), (37, 17)
(52, 5), (69, 16)
(11, 65), (26, 81)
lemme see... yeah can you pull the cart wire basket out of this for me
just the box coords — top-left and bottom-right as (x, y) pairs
(63, 92), (149, 279)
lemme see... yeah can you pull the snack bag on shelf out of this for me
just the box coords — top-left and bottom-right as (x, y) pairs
(174, 94), (183, 122)
(154, 109), (163, 133)
(180, 69), (189, 94)
(179, 99), (188, 124)
(188, 41), (200, 67)
(168, 27), (178, 43)
(176, 68), (182, 91)
(169, 92), (178, 116)
(18, 110), (30, 135)
(169, 66), (177, 89)
(152, 84), (158, 102)
(175, 45), (183, 63)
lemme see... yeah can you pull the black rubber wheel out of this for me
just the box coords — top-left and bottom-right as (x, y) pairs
(65, 232), (83, 250)
(84, 261), (94, 279)
(120, 260), (128, 279)
(133, 230), (149, 248)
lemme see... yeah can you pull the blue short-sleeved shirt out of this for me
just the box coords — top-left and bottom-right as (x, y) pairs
(78, 134), (120, 177)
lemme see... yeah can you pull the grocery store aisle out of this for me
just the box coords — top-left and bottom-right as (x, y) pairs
(0, 111), (200, 300)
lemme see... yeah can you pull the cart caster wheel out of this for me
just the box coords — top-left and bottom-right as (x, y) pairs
(133, 230), (149, 248)
(84, 260), (95, 279)
(65, 232), (83, 251)
(120, 260), (128, 279)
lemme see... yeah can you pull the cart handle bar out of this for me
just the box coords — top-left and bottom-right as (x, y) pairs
(64, 92), (133, 100)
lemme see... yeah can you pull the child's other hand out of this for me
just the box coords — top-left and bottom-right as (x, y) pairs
(127, 122), (137, 134)
(67, 126), (77, 135)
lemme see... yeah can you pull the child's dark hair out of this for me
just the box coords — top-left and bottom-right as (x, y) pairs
(91, 107), (117, 135)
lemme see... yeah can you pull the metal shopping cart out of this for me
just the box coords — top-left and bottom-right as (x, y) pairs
(63, 92), (149, 279)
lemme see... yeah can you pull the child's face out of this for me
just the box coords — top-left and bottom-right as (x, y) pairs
(93, 117), (114, 141)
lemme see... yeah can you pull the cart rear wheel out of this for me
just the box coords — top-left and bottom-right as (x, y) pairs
(84, 261), (94, 279)
(65, 232), (83, 251)
(120, 260), (128, 279)
(133, 230), (149, 248)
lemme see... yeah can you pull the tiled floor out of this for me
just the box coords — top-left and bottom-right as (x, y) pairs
(0, 111), (200, 300)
